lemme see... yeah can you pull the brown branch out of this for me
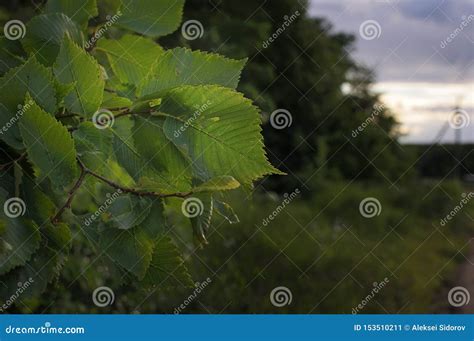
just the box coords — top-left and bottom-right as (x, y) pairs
(51, 162), (88, 224)
(50, 158), (193, 224)
(77, 158), (192, 198)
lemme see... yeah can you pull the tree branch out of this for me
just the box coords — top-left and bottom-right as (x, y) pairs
(50, 158), (193, 224)
(51, 162), (87, 224)
(77, 158), (192, 198)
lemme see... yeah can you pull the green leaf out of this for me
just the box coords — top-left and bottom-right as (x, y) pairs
(117, 0), (184, 38)
(100, 200), (166, 279)
(188, 194), (213, 246)
(141, 235), (193, 288)
(100, 226), (154, 279)
(0, 56), (59, 113)
(0, 57), (60, 148)
(0, 217), (41, 275)
(0, 38), (25, 76)
(139, 48), (246, 96)
(107, 195), (151, 230)
(101, 92), (133, 109)
(214, 199), (240, 224)
(131, 116), (192, 193)
(140, 199), (167, 241)
(45, 0), (98, 28)
(111, 117), (190, 194)
(20, 178), (56, 225)
(0, 223), (71, 303)
(111, 117), (148, 182)
(193, 176), (240, 193)
(22, 13), (83, 66)
(97, 34), (163, 86)
(54, 36), (105, 117)
(159, 85), (282, 186)
(73, 122), (112, 171)
(19, 97), (78, 188)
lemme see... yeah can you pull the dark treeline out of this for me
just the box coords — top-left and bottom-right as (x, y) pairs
(405, 144), (474, 180)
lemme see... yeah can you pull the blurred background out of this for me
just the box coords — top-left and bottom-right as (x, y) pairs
(1, 0), (473, 314)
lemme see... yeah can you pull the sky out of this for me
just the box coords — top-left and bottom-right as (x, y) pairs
(308, 0), (473, 144)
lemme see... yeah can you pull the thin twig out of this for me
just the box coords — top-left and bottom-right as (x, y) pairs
(0, 152), (26, 170)
(50, 157), (193, 223)
(77, 158), (191, 198)
(51, 162), (87, 224)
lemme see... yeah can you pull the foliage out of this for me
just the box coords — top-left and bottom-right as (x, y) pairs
(0, 0), (280, 307)
(24, 179), (474, 313)
(162, 0), (415, 191)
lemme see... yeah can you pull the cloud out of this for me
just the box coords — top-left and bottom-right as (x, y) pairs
(309, 0), (474, 83)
